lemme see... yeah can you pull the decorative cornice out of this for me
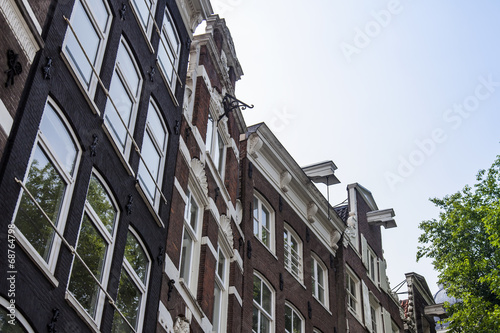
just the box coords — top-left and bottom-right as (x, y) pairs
(247, 132), (263, 159)
(0, 0), (40, 62)
(280, 170), (292, 193)
(190, 158), (208, 198)
(220, 214), (234, 251)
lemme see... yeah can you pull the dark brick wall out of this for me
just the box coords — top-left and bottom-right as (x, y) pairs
(0, 0), (189, 331)
(239, 153), (346, 333)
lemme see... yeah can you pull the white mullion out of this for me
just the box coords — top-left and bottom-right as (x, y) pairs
(15, 177), (137, 332)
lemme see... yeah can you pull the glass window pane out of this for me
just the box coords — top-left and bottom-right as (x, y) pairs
(40, 104), (77, 175)
(65, 1), (100, 86)
(189, 197), (198, 231)
(293, 311), (301, 333)
(158, 33), (174, 84)
(253, 276), (261, 303)
(131, 0), (151, 29)
(87, 175), (116, 233)
(217, 249), (225, 281)
(105, 75), (133, 150)
(15, 147), (65, 262)
(87, 0), (109, 31)
(262, 283), (271, 314)
(253, 197), (259, 219)
(180, 229), (193, 282)
(116, 45), (140, 97)
(217, 132), (224, 173)
(260, 315), (270, 333)
(138, 133), (161, 200)
(69, 215), (107, 317)
(212, 284), (221, 330)
(124, 232), (149, 284)
(147, 103), (167, 149)
(112, 270), (141, 332)
(206, 115), (214, 152)
(285, 306), (292, 332)
(164, 12), (179, 54)
(252, 306), (259, 332)
(261, 207), (269, 229)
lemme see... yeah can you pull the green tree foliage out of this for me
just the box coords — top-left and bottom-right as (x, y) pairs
(417, 156), (500, 332)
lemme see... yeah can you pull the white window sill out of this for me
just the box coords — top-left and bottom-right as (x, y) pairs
(15, 228), (59, 287)
(59, 51), (101, 116)
(65, 291), (99, 332)
(135, 181), (165, 228)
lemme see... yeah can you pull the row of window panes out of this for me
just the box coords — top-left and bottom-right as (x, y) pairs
(252, 274), (305, 333)
(12, 100), (151, 331)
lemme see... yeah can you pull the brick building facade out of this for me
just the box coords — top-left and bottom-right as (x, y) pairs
(0, 0), (211, 331)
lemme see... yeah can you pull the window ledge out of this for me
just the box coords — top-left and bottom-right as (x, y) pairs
(179, 278), (205, 319)
(59, 51), (101, 116)
(156, 60), (179, 107)
(65, 291), (99, 332)
(101, 123), (135, 177)
(253, 236), (277, 260)
(15, 228), (59, 288)
(312, 295), (331, 314)
(135, 181), (165, 228)
(348, 307), (363, 326)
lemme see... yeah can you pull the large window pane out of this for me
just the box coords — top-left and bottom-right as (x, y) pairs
(124, 233), (149, 284)
(105, 75), (133, 150)
(87, 175), (116, 234)
(69, 216), (107, 317)
(15, 147), (65, 262)
(65, 1), (99, 86)
(112, 270), (141, 332)
(138, 133), (160, 199)
(180, 229), (193, 281)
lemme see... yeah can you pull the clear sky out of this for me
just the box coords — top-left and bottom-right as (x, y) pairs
(209, 0), (500, 295)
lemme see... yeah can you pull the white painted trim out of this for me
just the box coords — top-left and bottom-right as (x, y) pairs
(158, 301), (174, 332)
(0, 0), (40, 62)
(231, 248), (244, 273)
(229, 286), (242, 306)
(0, 296), (35, 332)
(165, 253), (180, 281)
(0, 98), (13, 135)
(174, 176), (188, 204)
(201, 236), (217, 258)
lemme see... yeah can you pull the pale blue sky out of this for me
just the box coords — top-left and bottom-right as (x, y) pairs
(211, 0), (500, 294)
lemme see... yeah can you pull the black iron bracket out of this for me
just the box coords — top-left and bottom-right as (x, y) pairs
(219, 93), (253, 122)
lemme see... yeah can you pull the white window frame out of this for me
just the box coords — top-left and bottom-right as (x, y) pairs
(253, 273), (274, 333)
(311, 253), (328, 308)
(369, 296), (381, 333)
(253, 192), (275, 253)
(285, 302), (304, 333)
(212, 244), (230, 333)
(129, 0), (157, 43)
(62, 0), (112, 96)
(205, 113), (227, 178)
(66, 171), (119, 328)
(157, 7), (181, 94)
(346, 266), (361, 319)
(284, 224), (303, 282)
(103, 37), (143, 162)
(138, 98), (169, 210)
(0, 297), (35, 332)
(113, 228), (151, 332)
(12, 98), (81, 276)
(179, 187), (202, 294)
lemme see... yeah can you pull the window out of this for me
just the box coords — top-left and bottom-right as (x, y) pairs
(179, 189), (202, 291)
(1, 297), (34, 332)
(104, 38), (142, 158)
(285, 303), (303, 333)
(253, 193), (274, 252)
(212, 246), (229, 332)
(346, 267), (361, 317)
(157, 8), (181, 92)
(284, 225), (302, 281)
(13, 100), (80, 272)
(368, 295), (381, 333)
(311, 254), (328, 307)
(253, 274), (274, 333)
(67, 173), (118, 324)
(63, 0), (111, 93)
(206, 114), (226, 176)
(368, 248), (379, 283)
(112, 230), (151, 333)
(130, 0), (157, 37)
(138, 99), (169, 209)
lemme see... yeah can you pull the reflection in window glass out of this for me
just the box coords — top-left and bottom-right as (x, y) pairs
(112, 270), (141, 333)
(69, 216), (107, 318)
(124, 232), (149, 284)
(87, 175), (116, 234)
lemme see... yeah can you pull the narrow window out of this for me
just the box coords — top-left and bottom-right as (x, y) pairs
(284, 225), (302, 281)
(157, 8), (180, 92)
(179, 189), (201, 291)
(68, 173), (118, 323)
(253, 193), (274, 252)
(212, 246), (228, 332)
(63, 0), (111, 93)
(311, 254), (328, 306)
(112, 230), (150, 332)
(253, 274), (274, 333)
(104, 39), (142, 158)
(138, 99), (169, 209)
(13, 100), (80, 271)
(285, 303), (304, 333)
